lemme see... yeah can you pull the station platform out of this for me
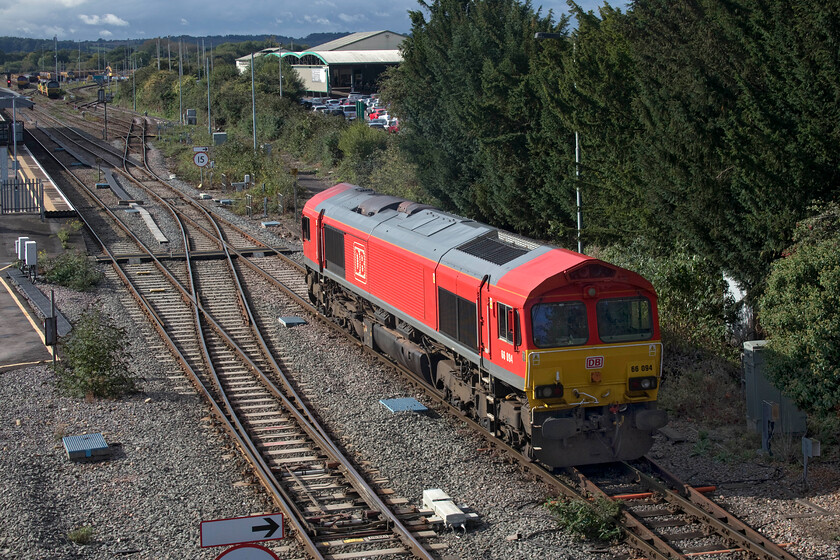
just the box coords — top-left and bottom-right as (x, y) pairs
(5, 144), (76, 217)
(0, 135), (85, 371)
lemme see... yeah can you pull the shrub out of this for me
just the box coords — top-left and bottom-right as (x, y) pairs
(42, 251), (103, 291)
(759, 202), (840, 415)
(337, 122), (389, 184)
(545, 497), (622, 542)
(55, 309), (136, 399)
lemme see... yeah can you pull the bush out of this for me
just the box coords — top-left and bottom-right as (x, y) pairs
(337, 122), (389, 184)
(545, 497), (622, 542)
(42, 251), (103, 291)
(759, 202), (840, 415)
(55, 309), (136, 399)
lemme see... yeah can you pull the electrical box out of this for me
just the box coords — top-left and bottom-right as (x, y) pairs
(24, 241), (37, 266)
(743, 340), (807, 434)
(16, 236), (29, 260)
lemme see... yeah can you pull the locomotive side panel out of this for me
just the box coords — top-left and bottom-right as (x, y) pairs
(365, 237), (428, 322)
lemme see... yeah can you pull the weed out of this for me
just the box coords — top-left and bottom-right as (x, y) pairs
(55, 219), (83, 249)
(54, 309), (136, 399)
(67, 525), (94, 545)
(692, 431), (711, 456)
(42, 251), (102, 291)
(545, 497), (622, 542)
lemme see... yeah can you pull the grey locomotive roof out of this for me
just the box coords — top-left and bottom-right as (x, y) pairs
(317, 186), (552, 283)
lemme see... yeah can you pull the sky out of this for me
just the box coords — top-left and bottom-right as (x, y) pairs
(0, 0), (618, 43)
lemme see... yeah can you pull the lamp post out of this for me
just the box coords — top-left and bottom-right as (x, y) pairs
(251, 52), (257, 150)
(535, 32), (583, 254)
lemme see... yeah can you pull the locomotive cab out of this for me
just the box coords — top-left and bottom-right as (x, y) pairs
(514, 261), (668, 466)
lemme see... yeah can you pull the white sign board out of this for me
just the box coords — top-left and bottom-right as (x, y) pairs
(214, 544), (281, 560)
(194, 146), (209, 152)
(201, 514), (284, 548)
(193, 152), (210, 167)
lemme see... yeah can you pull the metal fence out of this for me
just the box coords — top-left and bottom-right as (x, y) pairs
(1, 178), (43, 218)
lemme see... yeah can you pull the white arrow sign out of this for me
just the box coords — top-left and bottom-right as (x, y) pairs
(200, 514), (284, 548)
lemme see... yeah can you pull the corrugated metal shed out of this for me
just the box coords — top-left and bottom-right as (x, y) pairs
(311, 31), (407, 52)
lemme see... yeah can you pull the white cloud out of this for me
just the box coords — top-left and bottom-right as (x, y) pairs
(79, 13), (128, 26)
(99, 29), (112, 37)
(180, 18), (189, 25)
(303, 15), (330, 26)
(338, 13), (365, 23)
(57, 0), (87, 6)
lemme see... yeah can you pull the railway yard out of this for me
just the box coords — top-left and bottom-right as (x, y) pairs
(0, 86), (838, 560)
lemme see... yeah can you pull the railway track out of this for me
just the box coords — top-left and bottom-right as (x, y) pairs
(25, 98), (802, 560)
(23, 106), (441, 560)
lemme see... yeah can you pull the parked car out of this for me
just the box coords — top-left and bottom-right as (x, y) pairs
(325, 99), (341, 107)
(311, 105), (328, 113)
(387, 118), (400, 133)
(367, 118), (388, 129)
(342, 106), (358, 120)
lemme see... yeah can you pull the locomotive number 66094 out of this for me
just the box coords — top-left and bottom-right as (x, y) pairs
(301, 184), (667, 467)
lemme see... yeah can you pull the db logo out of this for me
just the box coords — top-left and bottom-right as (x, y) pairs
(353, 242), (367, 283)
(585, 356), (604, 369)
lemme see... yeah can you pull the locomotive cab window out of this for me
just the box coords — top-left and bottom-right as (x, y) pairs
(596, 297), (653, 342)
(301, 216), (310, 241)
(531, 301), (588, 348)
(497, 302), (520, 345)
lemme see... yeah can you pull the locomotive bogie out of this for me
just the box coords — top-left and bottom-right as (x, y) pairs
(302, 184), (667, 467)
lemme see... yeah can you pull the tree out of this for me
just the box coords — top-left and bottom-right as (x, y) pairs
(626, 1), (840, 295)
(55, 309), (136, 399)
(759, 203), (840, 415)
(386, 0), (567, 234)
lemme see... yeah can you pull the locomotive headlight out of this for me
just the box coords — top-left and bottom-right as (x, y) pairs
(535, 384), (564, 399)
(628, 376), (658, 391)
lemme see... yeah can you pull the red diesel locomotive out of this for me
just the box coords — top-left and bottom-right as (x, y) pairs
(301, 184), (667, 467)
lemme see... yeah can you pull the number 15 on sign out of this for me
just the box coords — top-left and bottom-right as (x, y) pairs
(194, 152), (210, 167)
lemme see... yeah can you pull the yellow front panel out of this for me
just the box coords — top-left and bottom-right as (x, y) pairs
(525, 341), (662, 408)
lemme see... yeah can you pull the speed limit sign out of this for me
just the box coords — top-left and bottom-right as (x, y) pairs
(194, 152), (210, 167)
